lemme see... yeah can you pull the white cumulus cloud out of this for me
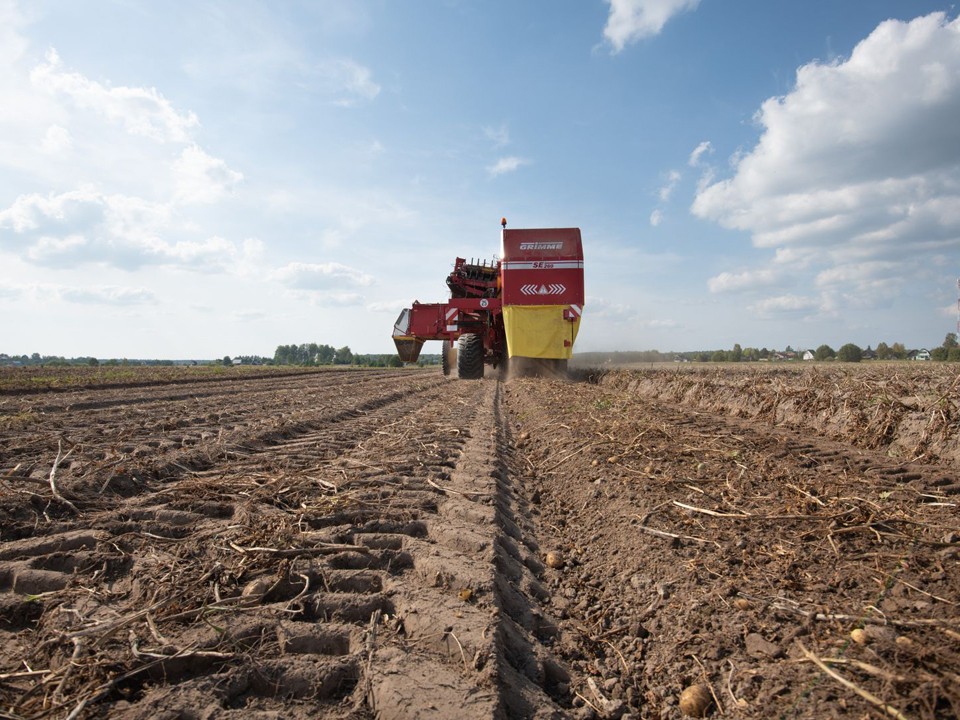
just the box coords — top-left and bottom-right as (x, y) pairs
(708, 268), (779, 294)
(0, 282), (156, 305)
(603, 0), (701, 52)
(748, 294), (819, 318)
(585, 295), (638, 321)
(57, 285), (157, 305)
(693, 12), (960, 318)
(172, 145), (244, 205)
(271, 261), (374, 290)
(316, 58), (380, 107)
(0, 40), (253, 278)
(658, 169), (681, 201)
(0, 187), (259, 272)
(31, 49), (199, 143)
(487, 156), (530, 177)
(39, 124), (72, 154)
(688, 140), (712, 167)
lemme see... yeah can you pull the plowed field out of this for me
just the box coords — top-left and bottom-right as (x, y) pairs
(0, 365), (957, 719)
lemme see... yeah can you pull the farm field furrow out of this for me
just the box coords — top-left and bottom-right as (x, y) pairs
(503, 368), (959, 720)
(0, 365), (957, 719)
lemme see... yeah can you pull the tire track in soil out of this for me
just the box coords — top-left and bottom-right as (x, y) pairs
(0, 370), (573, 719)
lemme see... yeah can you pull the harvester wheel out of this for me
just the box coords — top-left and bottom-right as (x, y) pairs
(441, 340), (452, 376)
(457, 333), (484, 379)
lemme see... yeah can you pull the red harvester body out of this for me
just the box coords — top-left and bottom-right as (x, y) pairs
(392, 222), (584, 378)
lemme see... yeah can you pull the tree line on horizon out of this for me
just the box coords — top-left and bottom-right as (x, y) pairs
(271, 343), (404, 368)
(4, 333), (958, 368)
(574, 333), (960, 364)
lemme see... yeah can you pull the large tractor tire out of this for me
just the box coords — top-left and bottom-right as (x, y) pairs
(457, 333), (484, 380)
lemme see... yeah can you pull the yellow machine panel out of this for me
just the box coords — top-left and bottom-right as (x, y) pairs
(503, 305), (580, 360)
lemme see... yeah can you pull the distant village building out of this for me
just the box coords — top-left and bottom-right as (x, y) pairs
(802, 350), (814, 361)
(773, 350), (798, 361)
(913, 349), (931, 361)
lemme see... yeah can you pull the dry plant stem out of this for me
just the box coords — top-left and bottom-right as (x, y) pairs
(67, 597), (173, 642)
(798, 642), (910, 720)
(284, 572), (311, 609)
(674, 501), (750, 518)
(585, 677), (615, 713)
(603, 637), (630, 675)
(0, 462), (41, 497)
(574, 691), (603, 715)
(541, 440), (603, 474)
(49, 440), (79, 514)
(67, 594), (258, 643)
(228, 540), (369, 556)
(877, 572), (957, 605)
(0, 669), (49, 680)
(445, 630), (469, 670)
(691, 653), (724, 716)
(772, 602), (960, 628)
(52, 638), (83, 704)
(361, 610), (380, 711)
(813, 658), (915, 684)
(633, 518), (717, 547)
(425, 477), (488, 497)
(725, 660), (746, 709)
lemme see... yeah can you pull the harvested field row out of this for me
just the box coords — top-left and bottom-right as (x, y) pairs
(0, 365), (335, 395)
(1, 365), (957, 719)
(598, 364), (960, 465)
(0, 369), (425, 532)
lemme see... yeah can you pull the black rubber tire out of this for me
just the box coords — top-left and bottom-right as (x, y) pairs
(457, 333), (484, 380)
(441, 340), (452, 376)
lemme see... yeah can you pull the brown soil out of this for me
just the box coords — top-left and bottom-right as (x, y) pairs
(0, 365), (957, 719)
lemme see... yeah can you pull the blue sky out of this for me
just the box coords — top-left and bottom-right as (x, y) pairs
(2, 0), (959, 358)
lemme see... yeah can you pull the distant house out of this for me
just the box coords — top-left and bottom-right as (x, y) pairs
(802, 350), (815, 361)
(862, 347), (877, 360)
(913, 349), (931, 361)
(773, 351), (798, 361)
